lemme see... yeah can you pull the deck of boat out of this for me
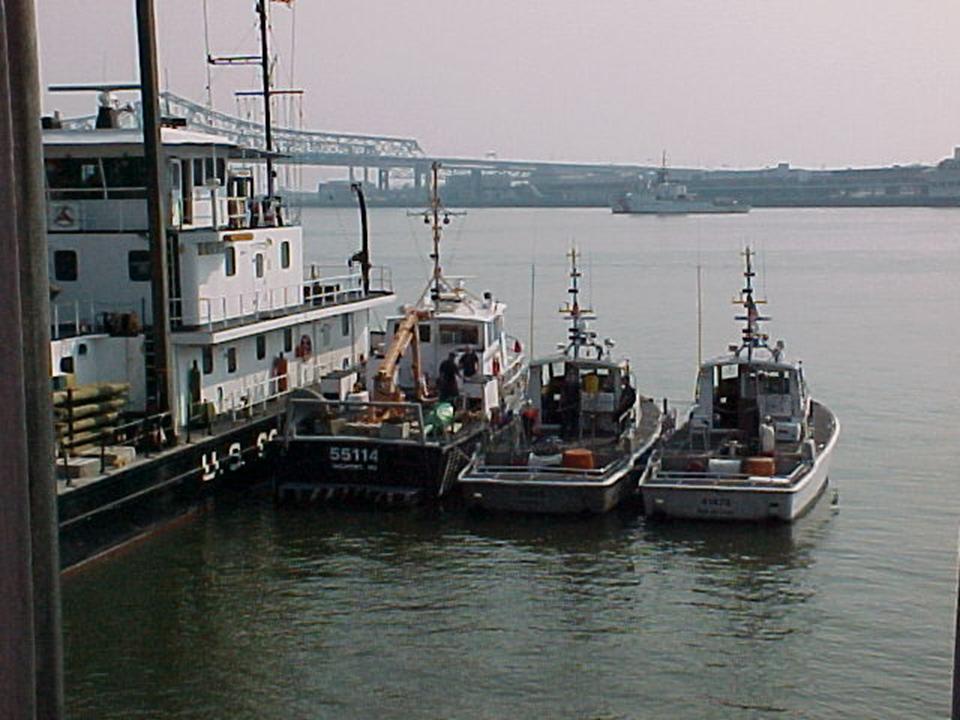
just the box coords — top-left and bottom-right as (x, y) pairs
(655, 400), (836, 488)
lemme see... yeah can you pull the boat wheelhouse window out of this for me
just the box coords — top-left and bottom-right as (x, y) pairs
(202, 346), (213, 375)
(59, 356), (74, 373)
(418, 324), (431, 343)
(204, 157), (226, 184)
(341, 313), (351, 337)
(193, 158), (204, 186)
(254, 253), (264, 279)
(53, 250), (78, 281)
(227, 347), (237, 373)
(127, 250), (151, 281)
(759, 371), (790, 395)
(103, 157), (146, 198)
(283, 328), (293, 353)
(439, 324), (480, 346)
(44, 158), (104, 199)
(256, 335), (266, 360)
(224, 246), (237, 277)
(280, 241), (291, 269)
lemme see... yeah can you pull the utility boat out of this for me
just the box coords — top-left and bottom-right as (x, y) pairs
(275, 164), (527, 505)
(641, 248), (838, 521)
(458, 248), (662, 514)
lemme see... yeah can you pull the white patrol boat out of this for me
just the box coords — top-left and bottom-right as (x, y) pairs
(457, 248), (662, 514)
(641, 248), (838, 521)
(276, 163), (527, 505)
(47, 2), (394, 568)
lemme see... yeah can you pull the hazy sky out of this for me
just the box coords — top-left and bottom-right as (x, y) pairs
(35, 1), (960, 168)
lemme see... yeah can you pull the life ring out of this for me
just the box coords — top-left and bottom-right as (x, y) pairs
(296, 334), (312, 359)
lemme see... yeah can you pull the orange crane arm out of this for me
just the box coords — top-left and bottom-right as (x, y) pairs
(374, 308), (428, 401)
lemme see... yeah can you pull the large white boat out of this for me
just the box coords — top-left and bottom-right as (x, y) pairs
(274, 163), (527, 504)
(47, 4), (394, 568)
(641, 248), (838, 521)
(457, 248), (662, 514)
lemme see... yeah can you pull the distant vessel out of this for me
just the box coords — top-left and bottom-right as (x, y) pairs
(458, 248), (662, 514)
(641, 248), (838, 521)
(612, 155), (750, 215)
(274, 163), (527, 504)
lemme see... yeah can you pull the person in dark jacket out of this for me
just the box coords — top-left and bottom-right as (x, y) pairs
(438, 352), (460, 403)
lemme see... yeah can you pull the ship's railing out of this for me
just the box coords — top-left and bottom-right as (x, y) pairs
(59, 410), (174, 481)
(50, 300), (143, 340)
(177, 267), (392, 330)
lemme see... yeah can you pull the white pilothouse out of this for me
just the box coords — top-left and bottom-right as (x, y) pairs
(641, 248), (839, 521)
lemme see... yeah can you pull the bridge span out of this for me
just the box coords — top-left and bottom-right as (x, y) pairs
(60, 91), (648, 191)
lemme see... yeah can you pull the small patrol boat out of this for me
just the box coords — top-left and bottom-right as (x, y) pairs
(274, 163), (527, 505)
(458, 248), (662, 514)
(641, 248), (839, 521)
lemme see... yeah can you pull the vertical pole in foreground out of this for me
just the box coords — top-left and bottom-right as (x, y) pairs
(1, 0), (65, 716)
(136, 0), (174, 430)
(6, 0), (64, 716)
(953, 532), (960, 719)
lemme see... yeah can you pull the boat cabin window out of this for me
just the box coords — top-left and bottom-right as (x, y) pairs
(103, 157), (145, 199)
(418, 324), (431, 343)
(204, 157), (226, 185)
(224, 246), (237, 277)
(283, 328), (293, 353)
(280, 241), (290, 269)
(45, 158), (104, 199)
(54, 250), (78, 281)
(759, 371), (790, 395)
(202, 346), (213, 375)
(59, 356), (74, 373)
(127, 250), (151, 282)
(341, 313), (351, 337)
(254, 253), (265, 279)
(256, 335), (266, 360)
(439, 324), (480, 346)
(227, 347), (237, 373)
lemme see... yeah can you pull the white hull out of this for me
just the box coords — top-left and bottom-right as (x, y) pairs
(461, 456), (653, 515)
(642, 409), (839, 522)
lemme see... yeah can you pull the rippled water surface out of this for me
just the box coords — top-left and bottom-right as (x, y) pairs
(64, 207), (960, 718)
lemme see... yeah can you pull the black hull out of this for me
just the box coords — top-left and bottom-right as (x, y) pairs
(273, 429), (484, 505)
(59, 415), (282, 570)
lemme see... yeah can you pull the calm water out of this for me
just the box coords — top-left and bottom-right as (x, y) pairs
(64, 207), (960, 718)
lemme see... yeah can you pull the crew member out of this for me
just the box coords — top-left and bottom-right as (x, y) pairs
(459, 345), (480, 379)
(438, 352), (461, 403)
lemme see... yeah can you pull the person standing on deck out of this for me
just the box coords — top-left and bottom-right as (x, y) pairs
(459, 345), (480, 380)
(438, 352), (461, 404)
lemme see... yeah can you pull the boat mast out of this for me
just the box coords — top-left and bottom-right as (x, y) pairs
(735, 246), (768, 361)
(429, 161), (443, 302)
(561, 247), (594, 359)
(257, 0), (275, 198)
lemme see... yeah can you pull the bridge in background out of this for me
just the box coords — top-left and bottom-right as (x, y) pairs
(60, 91), (648, 193)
